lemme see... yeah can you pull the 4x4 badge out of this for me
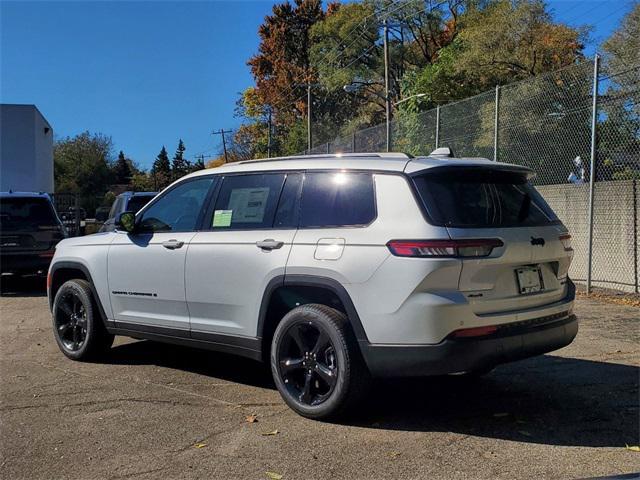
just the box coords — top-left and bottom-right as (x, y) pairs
(530, 237), (545, 246)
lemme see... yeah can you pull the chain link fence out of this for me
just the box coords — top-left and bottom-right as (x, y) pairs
(305, 57), (640, 293)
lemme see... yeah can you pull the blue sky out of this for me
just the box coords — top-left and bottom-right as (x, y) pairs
(0, 0), (633, 169)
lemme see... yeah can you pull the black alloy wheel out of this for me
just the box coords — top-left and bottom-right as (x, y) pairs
(52, 279), (114, 360)
(278, 321), (338, 406)
(54, 291), (88, 352)
(270, 304), (370, 420)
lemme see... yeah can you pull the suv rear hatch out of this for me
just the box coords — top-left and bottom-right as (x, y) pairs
(0, 197), (64, 253)
(411, 166), (572, 314)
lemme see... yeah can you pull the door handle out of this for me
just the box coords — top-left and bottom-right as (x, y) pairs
(162, 239), (184, 250)
(256, 239), (284, 251)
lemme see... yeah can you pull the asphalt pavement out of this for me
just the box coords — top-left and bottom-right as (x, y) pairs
(1, 275), (638, 479)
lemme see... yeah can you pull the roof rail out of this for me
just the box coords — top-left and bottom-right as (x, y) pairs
(236, 152), (412, 165)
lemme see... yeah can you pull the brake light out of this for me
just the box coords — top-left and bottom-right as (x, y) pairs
(559, 233), (572, 251)
(387, 239), (503, 258)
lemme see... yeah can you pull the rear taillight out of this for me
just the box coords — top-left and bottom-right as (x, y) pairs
(559, 233), (572, 251)
(386, 239), (504, 258)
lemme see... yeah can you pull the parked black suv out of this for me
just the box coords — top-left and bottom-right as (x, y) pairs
(0, 192), (67, 275)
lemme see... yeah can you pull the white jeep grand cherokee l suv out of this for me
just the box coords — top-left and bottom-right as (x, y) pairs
(48, 151), (577, 419)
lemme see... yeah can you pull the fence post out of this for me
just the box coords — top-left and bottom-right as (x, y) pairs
(326, 142), (331, 154)
(494, 85), (500, 161)
(634, 179), (638, 293)
(435, 105), (440, 149)
(352, 132), (357, 153)
(74, 194), (80, 237)
(586, 53), (600, 294)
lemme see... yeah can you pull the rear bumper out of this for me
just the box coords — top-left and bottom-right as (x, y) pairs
(359, 280), (578, 377)
(0, 251), (54, 274)
(360, 314), (577, 377)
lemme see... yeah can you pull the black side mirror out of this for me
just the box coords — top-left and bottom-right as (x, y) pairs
(115, 211), (136, 233)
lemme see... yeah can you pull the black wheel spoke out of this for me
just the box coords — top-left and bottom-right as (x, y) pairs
(311, 329), (329, 355)
(280, 358), (304, 374)
(314, 363), (336, 387)
(72, 325), (80, 348)
(59, 302), (73, 317)
(58, 323), (72, 337)
(299, 370), (313, 404)
(289, 325), (308, 353)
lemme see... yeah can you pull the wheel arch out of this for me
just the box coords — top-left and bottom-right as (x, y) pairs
(49, 262), (109, 325)
(257, 274), (369, 362)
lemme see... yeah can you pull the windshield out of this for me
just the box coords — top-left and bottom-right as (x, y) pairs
(412, 168), (560, 228)
(0, 197), (59, 230)
(127, 195), (155, 213)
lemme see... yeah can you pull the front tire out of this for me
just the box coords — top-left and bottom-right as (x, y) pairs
(270, 304), (369, 420)
(52, 279), (114, 360)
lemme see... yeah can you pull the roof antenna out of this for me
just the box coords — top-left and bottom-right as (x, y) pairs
(429, 147), (454, 158)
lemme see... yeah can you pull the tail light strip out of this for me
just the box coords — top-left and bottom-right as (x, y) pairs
(387, 239), (504, 258)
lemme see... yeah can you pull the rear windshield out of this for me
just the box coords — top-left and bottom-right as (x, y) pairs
(412, 168), (560, 228)
(0, 197), (58, 229)
(127, 195), (155, 213)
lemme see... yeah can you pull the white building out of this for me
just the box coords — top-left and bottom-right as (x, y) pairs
(0, 104), (54, 193)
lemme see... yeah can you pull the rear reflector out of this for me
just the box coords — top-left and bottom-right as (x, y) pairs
(387, 239), (503, 258)
(559, 233), (572, 251)
(38, 251), (55, 258)
(451, 325), (498, 338)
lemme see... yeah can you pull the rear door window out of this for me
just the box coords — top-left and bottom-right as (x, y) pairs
(300, 172), (376, 228)
(412, 168), (559, 228)
(0, 197), (58, 230)
(211, 174), (286, 229)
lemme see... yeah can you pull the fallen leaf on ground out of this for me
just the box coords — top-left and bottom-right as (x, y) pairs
(246, 414), (258, 423)
(193, 442), (207, 449)
(262, 430), (279, 436)
(625, 444), (640, 452)
(265, 471), (283, 480)
(389, 451), (401, 458)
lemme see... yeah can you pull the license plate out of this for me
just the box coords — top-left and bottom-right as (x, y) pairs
(516, 266), (544, 294)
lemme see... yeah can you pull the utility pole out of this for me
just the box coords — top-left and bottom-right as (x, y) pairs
(267, 108), (272, 158)
(383, 18), (391, 152)
(212, 129), (232, 163)
(307, 83), (312, 151)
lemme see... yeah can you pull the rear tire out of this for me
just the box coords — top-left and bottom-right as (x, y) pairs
(52, 279), (114, 360)
(270, 304), (369, 420)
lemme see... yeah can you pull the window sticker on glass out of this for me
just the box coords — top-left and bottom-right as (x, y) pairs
(212, 210), (233, 227)
(228, 187), (269, 223)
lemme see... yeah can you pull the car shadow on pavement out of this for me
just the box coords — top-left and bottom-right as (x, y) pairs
(0, 275), (47, 297)
(106, 339), (637, 448)
(353, 355), (639, 448)
(107, 340), (275, 389)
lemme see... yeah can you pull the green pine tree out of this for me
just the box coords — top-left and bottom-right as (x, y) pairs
(152, 146), (172, 189)
(113, 150), (132, 185)
(172, 139), (191, 179)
